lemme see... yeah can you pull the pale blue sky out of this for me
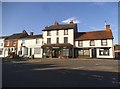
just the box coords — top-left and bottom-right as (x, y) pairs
(2, 2), (118, 44)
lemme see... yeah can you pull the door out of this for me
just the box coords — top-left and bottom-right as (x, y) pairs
(30, 48), (32, 56)
(91, 48), (96, 58)
(52, 49), (59, 58)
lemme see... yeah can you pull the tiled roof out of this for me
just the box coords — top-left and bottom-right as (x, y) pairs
(5, 32), (28, 40)
(24, 34), (42, 39)
(114, 45), (120, 51)
(75, 30), (113, 41)
(42, 24), (77, 31)
(41, 43), (73, 48)
(0, 36), (9, 39)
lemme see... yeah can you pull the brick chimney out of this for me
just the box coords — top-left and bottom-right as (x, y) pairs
(22, 30), (27, 33)
(106, 25), (110, 31)
(30, 32), (33, 36)
(54, 21), (59, 26)
(70, 20), (74, 24)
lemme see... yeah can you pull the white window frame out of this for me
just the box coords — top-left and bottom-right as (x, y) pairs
(34, 48), (41, 54)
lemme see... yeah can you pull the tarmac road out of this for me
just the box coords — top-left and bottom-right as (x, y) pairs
(2, 58), (120, 87)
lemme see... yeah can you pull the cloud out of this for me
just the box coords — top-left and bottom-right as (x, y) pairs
(62, 17), (80, 24)
(90, 27), (97, 31)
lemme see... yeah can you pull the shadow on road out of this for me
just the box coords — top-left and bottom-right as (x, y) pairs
(2, 61), (119, 87)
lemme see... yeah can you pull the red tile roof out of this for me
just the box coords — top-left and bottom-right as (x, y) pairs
(75, 30), (113, 41)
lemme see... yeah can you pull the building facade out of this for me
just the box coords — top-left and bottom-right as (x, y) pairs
(0, 21), (115, 59)
(4, 30), (28, 57)
(18, 32), (43, 58)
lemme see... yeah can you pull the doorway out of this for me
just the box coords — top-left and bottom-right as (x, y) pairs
(52, 49), (59, 58)
(91, 48), (96, 58)
(30, 48), (32, 56)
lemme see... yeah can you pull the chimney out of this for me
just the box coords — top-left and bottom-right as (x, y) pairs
(30, 32), (33, 36)
(70, 20), (74, 24)
(22, 30), (27, 33)
(54, 21), (59, 26)
(106, 25), (110, 31)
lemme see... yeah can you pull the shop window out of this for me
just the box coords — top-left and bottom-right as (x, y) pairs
(99, 49), (109, 56)
(62, 49), (69, 56)
(34, 48), (41, 54)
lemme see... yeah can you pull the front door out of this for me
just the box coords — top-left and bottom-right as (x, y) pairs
(52, 49), (59, 58)
(91, 48), (96, 58)
(30, 48), (32, 56)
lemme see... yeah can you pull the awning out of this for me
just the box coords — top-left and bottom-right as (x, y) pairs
(41, 43), (73, 49)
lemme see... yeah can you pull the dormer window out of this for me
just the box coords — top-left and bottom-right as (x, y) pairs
(47, 31), (51, 36)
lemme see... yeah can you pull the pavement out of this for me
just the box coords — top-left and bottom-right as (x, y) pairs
(2, 58), (120, 87)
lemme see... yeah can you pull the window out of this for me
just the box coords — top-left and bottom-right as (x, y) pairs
(1, 43), (3, 46)
(56, 37), (59, 43)
(0, 51), (2, 55)
(64, 37), (68, 43)
(101, 39), (107, 46)
(64, 29), (68, 35)
(90, 40), (95, 46)
(47, 38), (51, 44)
(62, 49), (69, 56)
(22, 40), (25, 44)
(99, 49), (109, 56)
(34, 48), (41, 54)
(12, 41), (16, 46)
(36, 39), (40, 44)
(6, 41), (9, 46)
(47, 31), (51, 36)
(56, 30), (59, 35)
(78, 41), (83, 47)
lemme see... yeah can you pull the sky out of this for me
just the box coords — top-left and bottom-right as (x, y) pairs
(2, 2), (118, 44)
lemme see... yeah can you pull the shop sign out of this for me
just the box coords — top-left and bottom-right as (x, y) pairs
(52, 47), (59, 49)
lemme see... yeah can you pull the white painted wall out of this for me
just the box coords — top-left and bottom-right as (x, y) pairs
(18, 38), (43, 58)
(75, 39), (113, 48)
(43, 29), (74, 45)
(75, 39), (114, 58)
(0, 38), (5, 57)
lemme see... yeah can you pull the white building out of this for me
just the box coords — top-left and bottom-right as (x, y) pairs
(18, 32), (43, 58)
(0, 36), (7, 57)
(1, 21), (115, 59)
(42, 21), (77, 58)
(41, 21), (114, 59)
(75, 25), (114, 58)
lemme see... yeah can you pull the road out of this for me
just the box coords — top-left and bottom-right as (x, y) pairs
(2, 58), (120, 87)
